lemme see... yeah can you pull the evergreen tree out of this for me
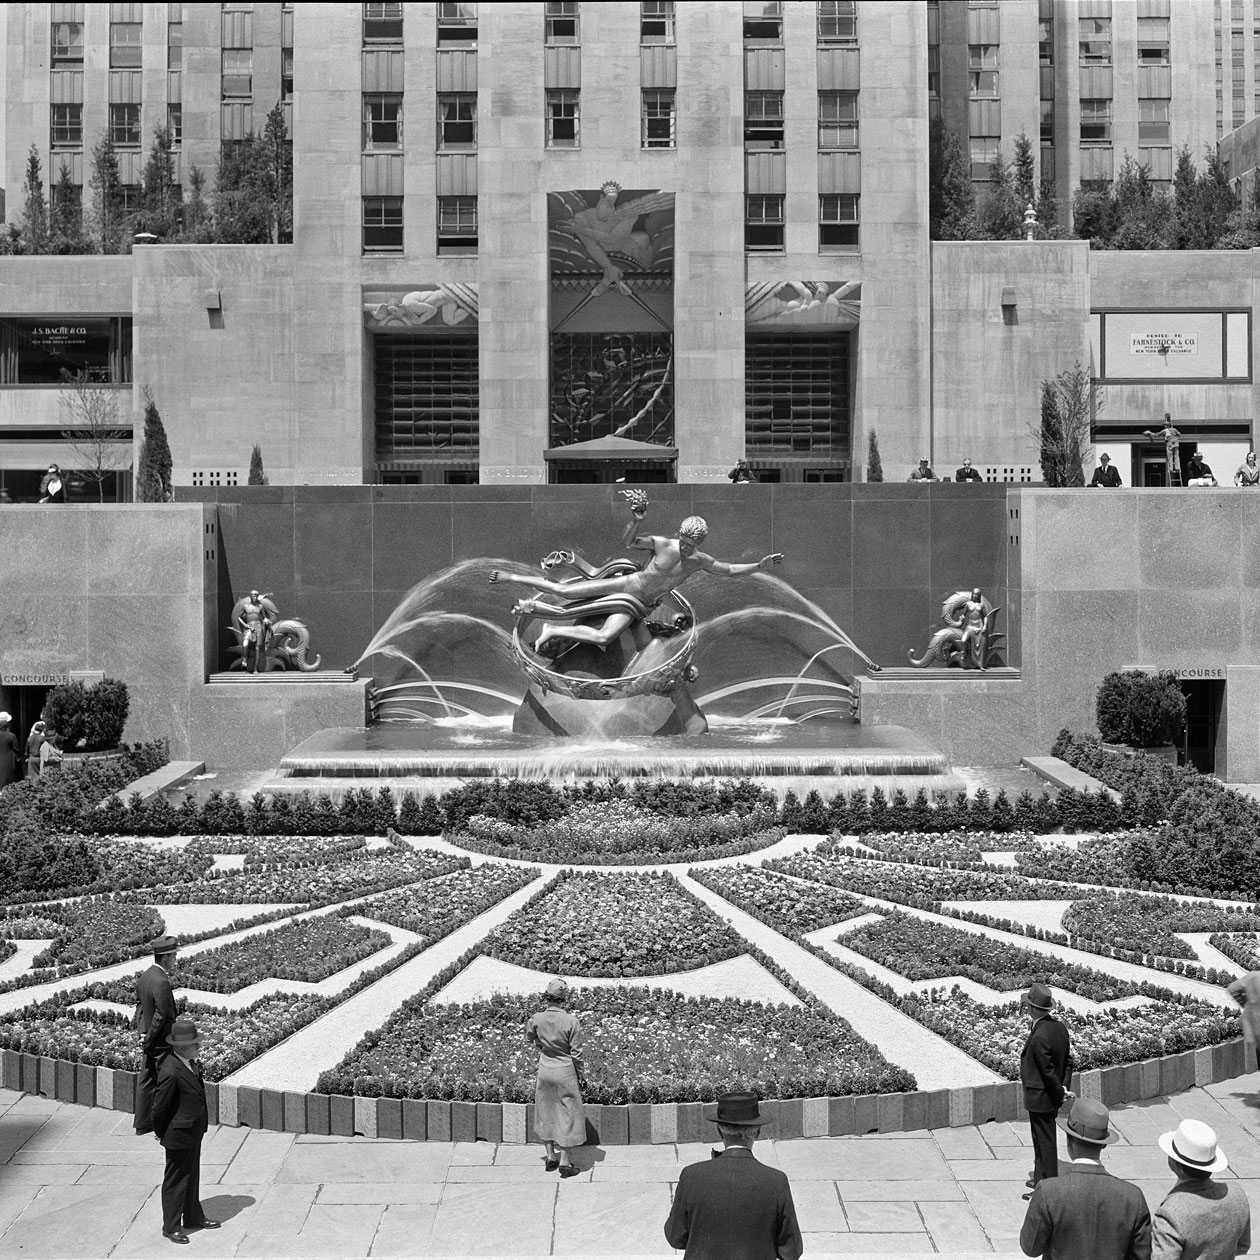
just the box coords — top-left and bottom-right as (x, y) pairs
(49, 161), (87, 253)
(866, 430), (883, 482)
(1071, 185), (1117, 246)
(89, 133), (124, 253)
(928, 116), (975, 240)
(1108, 153), (1172, 249)
(1038, 380), (1065, 486)
(261, 101), (294, 244)
(139, 124), (182, 240)
(21, 145), (48, 254)
(1036, 175), (1060, 236)
(1169, 146), (1199, 248)
(136, 387), (173, 502)
(248, 444), (268, 486)
(1012, 131), (1037, 212)
(974, 148), (1023, 240)
(212, 104), (293, 244)
(1034, 363), (1097, 487)
(1196, 146), (1239, 248)
(1216, 175), (1260, 250)
(184, 165), (212, 242)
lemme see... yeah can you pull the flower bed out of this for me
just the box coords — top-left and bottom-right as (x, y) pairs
(317, 986), (915, 1103)
(350, 863), (538, 944)
(840, 910), (1138, 1002)
(690, 865), (868, 933)
(902, 989), (1238, 1080)
(1014, 835), (1145, 888)
(1061, 893), (1260, 962)
(1207, 932), (1260, 970)
(186, 835), (369, 864)
(28, 902), (167, 971)
(172, 915), (391, 993)
(481, 870), (744, 977)
(116, 848), (469, 906)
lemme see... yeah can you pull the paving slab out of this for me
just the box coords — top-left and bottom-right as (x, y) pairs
(550, 1182), (673, 1255)
(367, 1203), (441, 1257)
(790, 1180), (849, 1232)
(427, 1183), (557, 1255)
(275, 1140), (455, 1184)
(920, 1200), (994, 1251)
(843, 1200), (928, 1233)
(223, 1129), (297, 1184)
(0, 1183), (154, 1256)
(775, 1137), (951, 1182)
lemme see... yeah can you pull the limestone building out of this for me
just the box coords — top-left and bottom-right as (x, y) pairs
(0, 1), (1254, 495)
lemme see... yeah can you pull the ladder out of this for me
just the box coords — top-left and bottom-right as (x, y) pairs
(1169, 463), (1183, 487)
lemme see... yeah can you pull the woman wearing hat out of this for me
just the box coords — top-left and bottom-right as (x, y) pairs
(525, 978), (585, 1177)
(0, 712), (18, 790)
(24, 720), (45, 780)
(1152, 1120), (1250, 1259)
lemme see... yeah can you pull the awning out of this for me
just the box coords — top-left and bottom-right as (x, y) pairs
(544, 434), (678, 462)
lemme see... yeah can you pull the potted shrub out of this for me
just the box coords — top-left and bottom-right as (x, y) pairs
(42, 677), (130, 763)
(1095, 670), (1186, 765)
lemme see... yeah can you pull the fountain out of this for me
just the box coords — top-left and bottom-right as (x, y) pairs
(269, 495), (964, 801)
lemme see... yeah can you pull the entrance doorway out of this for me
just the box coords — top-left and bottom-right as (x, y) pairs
(0, 684), (50, 775)
(1181, 679), (1223, 773)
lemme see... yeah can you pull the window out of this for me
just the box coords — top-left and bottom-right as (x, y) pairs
(1080, 98), (1111, 143)
(546, 90), (580, 147)
(970, 136), (1000, 178)
(1079, 17), (1111, 65)
(745, 333), (850, 458)
(818, 91), (858, 149)
(1040, 98), (1053, 143)
(545, 1), (579, 44)
(364, 94), (403, 149)
(168, 104), (182, 145)
(969, 45), (998, 96)
(363, 196), (403, 251)
(819, 193), (858, 251)
(641, 90), (676, 149)
(222, 50), (252, 96)
(437, 1), (477, 45)
(109, 21), (142, 68)
(437, 94), (476, 149)
(437, 196), (477, 254)
(743, 1), (782, 44)
(0, 317), (132, 385)
(375, 334), (479, 459)
(928, 45), (940, 98)
(1137, 16), (1169, 65)
(745, 91), (784, 149)
(110, 104), (141, 147)
(1139, 99), (1170, 144)
(363, 1), (402, 43)
(168, 21), (182, 68)
(51, 104), (83, 149)
(282, 50), (293, 101)
(745, 194), (784, 251)
(640, 0), (674, 44)
(52, 21), (83, 65)
(817, 0), (856, 44)
(1038, 18), (1053, 66)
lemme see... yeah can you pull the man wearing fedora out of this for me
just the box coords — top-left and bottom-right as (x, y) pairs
(1152, 1119), (1250, 1259)
(664, 1090), (803, 1260)
(1020, 1098), (1151, 1260)
(1021, 982), (1072, 1196)
(134, 934), (179, 1136)
(152, 1018), (219, 1244)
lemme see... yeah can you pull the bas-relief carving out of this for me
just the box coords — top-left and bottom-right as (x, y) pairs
(744, 281), (861, 328)
(362, 284), (479, 330)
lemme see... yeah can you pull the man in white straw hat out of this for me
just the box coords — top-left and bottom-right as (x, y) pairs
(1020, 1098), (1150, 1260)
(1152, 1119), (1250, 1260)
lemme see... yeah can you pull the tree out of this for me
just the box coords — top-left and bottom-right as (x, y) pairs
(1196, 146), (1239, 247)
(20, 145), (48, 254)
(1032, 362), (1100, 487)
(139, 124), (182, 240)
(59, 369), (131, 502)
(1070, 183), (1117, 246)
(184, 165), (211, 242)
(212, 103), (293, 244)
(928, 116), (975, 240)
(136, 387), (173, 502)
(974, 147), (1023, 240)
(1107, 153), (1172, 250)
(866, 430), (883, 483)
(1216, 175), (1260, 250)
(260, 101), (294, 244)
(1012, 131), (1037, 214)
(248, 444), (268, 486)
(89, 133), (125, 254)
(49, 160), (89, 253)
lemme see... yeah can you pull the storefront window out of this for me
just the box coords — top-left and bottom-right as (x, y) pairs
(0, 317), (132, 384)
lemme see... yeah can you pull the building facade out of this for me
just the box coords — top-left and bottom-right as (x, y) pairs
(0, 1), (1253, 494)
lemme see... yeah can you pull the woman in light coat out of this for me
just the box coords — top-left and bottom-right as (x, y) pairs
(525, 978), (585, 1177)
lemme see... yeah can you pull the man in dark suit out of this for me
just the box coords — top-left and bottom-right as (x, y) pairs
(664, 1091), (802, 1260)
(955, 458), (984, 482)
(134, 934), (179, 1136)
(1089, 454), (1123, 487)
(152, 1018), (219, 1245)
(1020, 1098), (1151, 1260)
(1021, 982), (1071, 1197)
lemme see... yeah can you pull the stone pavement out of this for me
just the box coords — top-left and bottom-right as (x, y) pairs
(6, 1076), (1260, 1258)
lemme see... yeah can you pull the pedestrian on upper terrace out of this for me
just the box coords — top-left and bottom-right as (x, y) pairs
(955, 458), (983, 482)
(38, 464), (65, 504)
(1021, 982), (1072, 1197)
(24, 720), (44, 779)
(1187, 453), (1217, 487)
(908, 457), (939, 482)
(1226, 972), (1260, 1071)
(1020, 1098), (1151, 1260)
(1090, 454), (1123, 488)
(152, 1018), (220, 1244)
(0, 713), (18, 790)
(1237, 452), (1260, 487)
(1152, 1119), (1250, 1260)
(39, 727), (63, 775)
(664, 1090), (803, 1260)
(134, 934), (180, 1137)
(728, 460), (757, 484)
(525, 978), (584, 1178)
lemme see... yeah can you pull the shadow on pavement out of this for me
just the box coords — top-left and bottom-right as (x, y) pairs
(199, 1194), (256, 1222)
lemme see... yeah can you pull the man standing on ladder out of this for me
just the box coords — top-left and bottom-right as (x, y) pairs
(1143, 413), (1183, 485)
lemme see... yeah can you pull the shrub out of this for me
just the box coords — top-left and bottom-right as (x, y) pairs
(1096, 670), (1186, 748)
(42, 678), (130, 751)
